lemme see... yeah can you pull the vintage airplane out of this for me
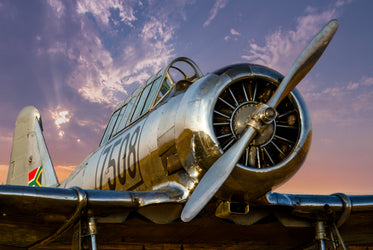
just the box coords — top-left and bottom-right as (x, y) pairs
(1, 19), (373, 250)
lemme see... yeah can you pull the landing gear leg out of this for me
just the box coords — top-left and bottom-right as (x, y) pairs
(87, 217), (98, 250)
(72, 217), (98, 250)
(315, 221), (326, 250)
(314, 220), (346, 250)
(330, 223), (346, 250)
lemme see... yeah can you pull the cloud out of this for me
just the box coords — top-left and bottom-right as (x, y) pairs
(141, 17), (174, 43)
(203, 0), (229, 27)
(347, 82), (359, 90)
(76, 119), (106, 133)
(50, 107), (71, 137)
(26, 0), (183, 164)
(31, 0), (185, 136)
(335, 0), (354, 8)
(76, 0), (136, 26)
(52, 110), (70, 128)
(230, 28), (240, 36)
(362, 76), (373, 86)
(241, 8), (337, 73)
(225, 28), (241, 41)
(61, 14), (130, 106)
(70, 38), (129, 106)
(301, 75), (373, 125)
(41, 0), (178, 108)
(47, 0), (64, 19)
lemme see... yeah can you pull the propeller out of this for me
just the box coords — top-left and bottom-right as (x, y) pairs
(181, 19), (339, 222)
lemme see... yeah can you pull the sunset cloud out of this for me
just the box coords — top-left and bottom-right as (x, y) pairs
(52, 110), (70, 128)
(50, 108), (71, 137)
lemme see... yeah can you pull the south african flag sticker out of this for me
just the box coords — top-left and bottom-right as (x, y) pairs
(28, 166), (43, 187)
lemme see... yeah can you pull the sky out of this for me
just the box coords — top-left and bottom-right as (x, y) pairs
(0, 0), (372, 194)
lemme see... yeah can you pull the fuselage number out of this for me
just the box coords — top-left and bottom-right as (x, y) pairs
(96, 125), (142, 190)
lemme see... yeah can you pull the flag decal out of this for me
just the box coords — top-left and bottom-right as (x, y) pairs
(28, 166), (43, 187)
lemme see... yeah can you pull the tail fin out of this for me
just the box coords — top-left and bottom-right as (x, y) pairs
(7, 106), (59, 187)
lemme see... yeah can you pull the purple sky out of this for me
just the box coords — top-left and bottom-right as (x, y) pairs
(0, 0), (372, 194)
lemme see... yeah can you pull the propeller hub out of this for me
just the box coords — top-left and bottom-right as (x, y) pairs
(232, 102), (276, 146)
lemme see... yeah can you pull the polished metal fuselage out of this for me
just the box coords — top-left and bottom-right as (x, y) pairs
(61, 63), (311, 203)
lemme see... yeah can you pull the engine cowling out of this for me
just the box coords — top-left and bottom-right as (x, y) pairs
(212, 64), (312, 201)
(174, 63), (311, 202)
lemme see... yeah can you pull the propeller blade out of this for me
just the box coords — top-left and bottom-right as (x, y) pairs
(181, 127), (257, 222)
(267, 19), (339, 108)
(181, 19), (339, 223)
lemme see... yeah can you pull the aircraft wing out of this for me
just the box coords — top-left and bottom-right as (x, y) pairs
(1, 185), (373, 249)
(0, 184), (185, 249)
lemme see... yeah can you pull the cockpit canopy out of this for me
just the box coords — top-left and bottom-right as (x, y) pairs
(100, 57), (203, 146)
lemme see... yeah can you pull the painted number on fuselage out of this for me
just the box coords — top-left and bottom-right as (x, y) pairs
(96, 125), (143, 190)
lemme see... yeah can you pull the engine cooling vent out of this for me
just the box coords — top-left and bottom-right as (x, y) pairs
(212, 77), (301, 169)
